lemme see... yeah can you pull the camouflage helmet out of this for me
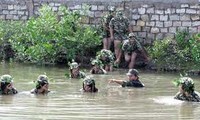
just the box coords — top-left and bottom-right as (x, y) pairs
(0, 74), (13, 83)
(128, 33), (136, 38)
(98, 49), (110, 57)
(36, 75), (49, 89)
(126, 69), (139, 76)
(91, 59), (103, 67)
(68, 59), (79, 70)
(173, 77), (194, 93)
(83, 76), (95, 86)
(37, 75), (48, 81)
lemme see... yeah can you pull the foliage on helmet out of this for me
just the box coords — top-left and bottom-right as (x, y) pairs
(83, 76), (95, 86)
(0, 74), (13, 83)
(173, 77), (194, 93)
(68, 59), (79, 69)
(91, 58), (103, 67)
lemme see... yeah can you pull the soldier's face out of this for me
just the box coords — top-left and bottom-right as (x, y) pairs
(72, 68), (79, 75)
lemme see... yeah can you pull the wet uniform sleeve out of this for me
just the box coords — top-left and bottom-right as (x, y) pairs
(122, 80), (144, 87)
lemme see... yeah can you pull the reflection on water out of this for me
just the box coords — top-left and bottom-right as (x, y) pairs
(0, 62), (200, 120)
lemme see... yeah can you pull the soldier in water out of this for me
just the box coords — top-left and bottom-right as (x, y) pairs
(0, 74), (18, 95)
(173, 77), (200, 102)
(31, 75), (50, 95)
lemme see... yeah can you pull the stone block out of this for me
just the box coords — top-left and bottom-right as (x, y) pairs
(190, 4), (199, 9)
(192, 21), (200, 26)
(169, 27), (177, 33)
(147, 33), (155, 40)
(165, 8), (171, 14)
(8, 5), (14, 10)
(132, 14), (140, 20)
(173, 21), (181, 26)
(191, 15), (200, 21)
(21, 16), (28, 20)
(137, 20), (145, 26)
(55, 3), (61, 7)
(130, 21), (136, 26)
(14, 5), (20, 10)
(13, 15), (19, 20)
(151, 15), (159, 21)
(169, 15), (180, 21)
(10, 10), (17, 15)
(2, 10), (9, 14)
(133, 26), (141, 32)
(74, 5), (81, 9)
(52, 7), (58, 11)
(88, 11), (94, 17)
(94, 11), (103, 17)
(6, 15), (13, 19)
(176, 9), (185, 14)
(146, 21), (155, 27)
(138, 8), (146, 14)
(141, 15), (149, 21)
(20, 5), (27, 10)
(181, 4), (189, 8)
(186, 9), (197, 14)
(151, 27), (159, 33)
(160, 15), (168, 21)
(49, 3), (55, 7)
(142, 27), (151, 32)
(180, 15), (191, 21)
(164, 21), (172, 27)
(177, 27), (188, 31)
(132, 9), (138, 14)
(141, 4), (149, 8)
(138, 32), (147, 38)
(146, 8), (154, 14)
(155, 33), (164, 40)
(91, 5), (98, 11)
(155, 10), (164, 14)
(198, 26), (200, 32)
(156, 21), (163, 27)
(182, 22), (192, 27)
(0, 15), (5, 20)
(98, 5), (104, 11)
(160, 28), (168, 33)
(188, 27), (197, 33)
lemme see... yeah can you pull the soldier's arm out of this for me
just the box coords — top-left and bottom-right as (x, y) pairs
(109, 79), (124, 85)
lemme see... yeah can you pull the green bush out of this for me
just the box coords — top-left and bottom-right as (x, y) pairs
(148, 31), (200, 71)
(9, 5), (101, 64)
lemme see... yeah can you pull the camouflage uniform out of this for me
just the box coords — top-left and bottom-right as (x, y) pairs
(97, 49), (114, 66)
(101, 13), (114, 38)
(91, 59), (107, 74)
(174, 91), (200, 102)
(122, 39), (143, 55)
(122, 79), (144, 88)
(0, 74), (18, 95)
(109, 12), (130, 40)
(68, 60), (86, 79)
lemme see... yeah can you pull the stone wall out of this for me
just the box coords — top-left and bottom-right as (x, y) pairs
(0, 0), (200, 43)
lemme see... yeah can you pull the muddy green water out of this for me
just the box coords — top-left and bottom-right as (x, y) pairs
(0, 62), (200, 120)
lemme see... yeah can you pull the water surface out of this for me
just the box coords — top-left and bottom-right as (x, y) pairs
(0, 62), (200, 120)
